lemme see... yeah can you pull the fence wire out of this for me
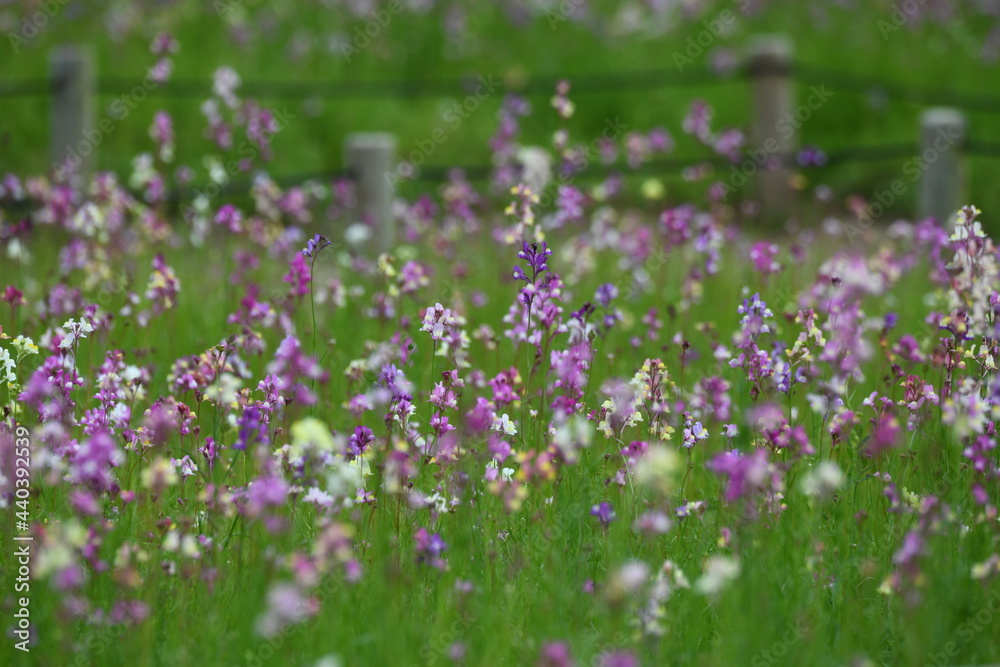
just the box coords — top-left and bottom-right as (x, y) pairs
(0, 62), (998, 110)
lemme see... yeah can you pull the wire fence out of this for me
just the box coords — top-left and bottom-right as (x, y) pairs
(3, 56), (1000, 210)
(3, 61), (1000, 108)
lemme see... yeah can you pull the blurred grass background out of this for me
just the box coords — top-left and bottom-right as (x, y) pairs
(2, 0), (1000, 218)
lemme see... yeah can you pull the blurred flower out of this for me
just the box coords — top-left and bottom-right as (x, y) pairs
(634, 444), (681, 495)
(799, 462), (844, 500)
(590, 501), (616, 528)
(695, 556), (740, 596)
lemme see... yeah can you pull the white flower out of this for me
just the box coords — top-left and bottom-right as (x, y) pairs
(163, 529), (200, 559)
(171, 456), (199, 478)
(552, 415), (593, 462)
(695, 556), (740, 596)
(59, 318), (94, 349)
(313, 655), (344, 667)
(799, 462), (845, 499)
(11, 336), (38, 358)
(325, 457), (363, 500)
(302, 486), (334, 509)
(0, 349), (16, 385)
(495, 413), (518, 436)
(614, 561), (650, 593)
(950, 206), (984, 241)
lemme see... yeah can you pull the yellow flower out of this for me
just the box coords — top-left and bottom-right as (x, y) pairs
(289, 417), (336, 460)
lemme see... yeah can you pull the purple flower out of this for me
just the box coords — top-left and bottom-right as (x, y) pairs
(215, 204), (242, 233)
(749, 242), (781, 276)
(538, 642), (574, 667)
(590, 501), (616, 528)
(70, 431), (124, 494)
(595, 283), (618, 308)
(302, 234), (332, 259)
(266, 336), (327, 406)
(347, 425), (374, 459)
(682, 415), (709, 448)
(864, 413), (902, 458)
(283, 254), (311, 298)
(516, 241), (552, 282)
(600, 652), (638, 667)
(465, 397), (495, 433)
(414, 527), (448, 570)
(797, 145), (828, 167)
(234, 405), (267, 451)
(150, 111), (175, 163)
(255, 582), (312, 638)
(146, 254), (181, 316)
(240, 474), (289, 518)
(894, 530), (924, 572)
(708, 449), (770, 503)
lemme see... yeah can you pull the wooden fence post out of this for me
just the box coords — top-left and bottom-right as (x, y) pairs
(918, 108), (966, 225)
(344, 133), (396, 253)
(746, 35), (795, 222)
(50, 45), (95, 187)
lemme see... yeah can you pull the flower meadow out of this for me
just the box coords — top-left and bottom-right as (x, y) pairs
(3, 40), (1000, 667)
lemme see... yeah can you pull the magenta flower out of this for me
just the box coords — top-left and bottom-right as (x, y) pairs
(283, 253), (311, 298)
(749, 241), (782, 276)
(70, 431), (124, 494)
(414, 527), (448, 570)
(347, 425), (374, 460)
(150, 111), (175, 163)
(240, 474), (289, 518)
(266, 336), (327, 406)
(708, 449), (770, 503)
(255, 582), (313, 638)
(538, 642), (575, 667)
(600, 652), (638, 667)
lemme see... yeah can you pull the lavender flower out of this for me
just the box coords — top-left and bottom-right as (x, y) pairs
(590, 501), (616, 528)
(302, 234), (332, 259)
(414, 527), (448, 570)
